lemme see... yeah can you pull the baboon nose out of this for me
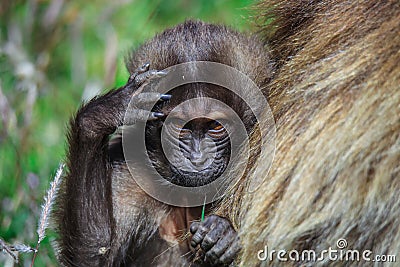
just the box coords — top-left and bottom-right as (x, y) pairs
(190, 151), (207, 166)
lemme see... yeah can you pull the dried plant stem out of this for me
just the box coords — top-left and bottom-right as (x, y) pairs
(30, 163), (64, 267)
(0, 239), (18, 263)
(1, 239), (37, 264)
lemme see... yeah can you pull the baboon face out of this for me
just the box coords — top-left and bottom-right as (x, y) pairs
(145, 84), (253, 187)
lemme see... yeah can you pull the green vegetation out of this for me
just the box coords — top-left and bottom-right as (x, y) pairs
(0, 0), (255, 265)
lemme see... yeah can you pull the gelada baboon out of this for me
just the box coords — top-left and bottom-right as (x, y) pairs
(216, 0), (400, 266)
(55, 20), (272, 266)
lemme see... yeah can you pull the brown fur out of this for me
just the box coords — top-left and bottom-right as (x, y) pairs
(217, 0), (400, 266)
(126, 20), (272, 88)
(55, 20), (272, 266)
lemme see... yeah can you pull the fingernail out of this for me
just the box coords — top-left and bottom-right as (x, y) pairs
(160, 94), (172, 101)
(152, 112), (164, 118)
(128, 74), (135, 83)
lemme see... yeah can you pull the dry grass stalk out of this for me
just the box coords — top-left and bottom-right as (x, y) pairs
(31, 163), (65, 267)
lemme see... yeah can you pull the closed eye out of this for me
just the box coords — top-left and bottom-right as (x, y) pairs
(211, 122), (223, 130)
(208, 120), (227, 136)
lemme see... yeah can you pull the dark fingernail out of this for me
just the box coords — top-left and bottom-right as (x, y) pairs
(190, 223), (199, 234)
(128, 74), (135, 83)
(191, 234), (203, 247)
(152, 112), (164, 118)
(160, 94), (172, 101)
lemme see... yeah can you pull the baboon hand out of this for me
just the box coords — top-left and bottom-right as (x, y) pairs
(123, 63), (170, 123)
(190, 215), (241, 266)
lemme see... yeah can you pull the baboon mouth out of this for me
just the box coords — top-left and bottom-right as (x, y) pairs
(167, 164), (227, 187)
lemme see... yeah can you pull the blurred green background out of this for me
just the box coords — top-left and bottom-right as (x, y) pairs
(0, 0), (255, 265)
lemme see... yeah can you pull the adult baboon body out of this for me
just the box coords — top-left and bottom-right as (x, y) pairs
(218, 1), (400, 266)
